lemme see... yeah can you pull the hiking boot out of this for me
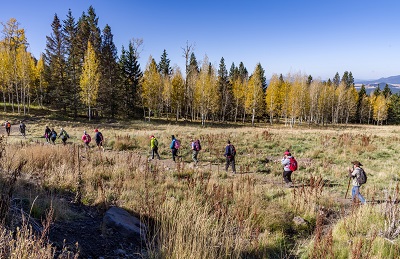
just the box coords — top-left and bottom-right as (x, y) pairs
(286, 182), (293, 188)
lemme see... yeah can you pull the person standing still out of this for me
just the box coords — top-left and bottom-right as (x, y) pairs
(348, 160), (366, 204)
(281, 150), (293, 187)
(150, 135), (160, 160)
(224, 140), (236, 174)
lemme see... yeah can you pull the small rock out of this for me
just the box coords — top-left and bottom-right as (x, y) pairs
(293, 216), (307, 226)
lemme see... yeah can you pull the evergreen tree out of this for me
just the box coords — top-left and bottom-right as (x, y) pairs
(333, 72), (340, 87)
(158, 49), (172, 77)
(44, 14), (68, 112)
(63, 9), (81, 117)
(373, 85), (381, 96)
(119, 40), (142, 118)
(382, 84), (392, 98)
(341, 71), (349, 88)
(218, 57), (232, 121)
(98, 24), (120, 118)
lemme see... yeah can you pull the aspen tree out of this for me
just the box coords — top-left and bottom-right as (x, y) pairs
(265, 74), (283, 124)
(245, 64), (265, 126)
(80, 41), (100, 120)
(171, 68), (185, 121)
(141, 57), (162, 121)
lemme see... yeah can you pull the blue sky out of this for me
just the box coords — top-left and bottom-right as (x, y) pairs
(1, 0), (400, 80)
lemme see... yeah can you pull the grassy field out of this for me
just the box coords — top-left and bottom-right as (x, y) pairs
(0, 113), (400, 258)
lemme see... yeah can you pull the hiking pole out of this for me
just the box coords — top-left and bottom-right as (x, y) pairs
(345, 177), (351, 199)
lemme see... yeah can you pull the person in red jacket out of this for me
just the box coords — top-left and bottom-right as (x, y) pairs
(81, 130), (91, 149)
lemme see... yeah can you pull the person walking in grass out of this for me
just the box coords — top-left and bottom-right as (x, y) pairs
(94, 129), (104, 151)
(50, 128), (57, 144)
(44, 126), (51, 143)
(224, 140), (236, 174)
(81, 131), (91, 149)
(170, 135), (179, 162)
(281, 150), (294, 187)
(191, 138), (201, 165)
(19, 121), (26, 138)
(150, 135), (160, 160)
(348, 160), (367, 204)
(4, 120), (11, 136)
(58, 128), (69, 145)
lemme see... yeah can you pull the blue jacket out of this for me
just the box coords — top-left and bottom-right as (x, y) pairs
(170, 139), (176, 149)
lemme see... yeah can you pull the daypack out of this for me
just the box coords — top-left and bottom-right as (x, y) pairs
(357, 168), (367, 185)
(85, 134), (91, 143)
(289, 157), (298, 171)
(174, 139), (181, 149)
(229, 144), (236, 156)
(95, 132), (103, 142)
(154, 138), (158, 147)
(194, 140), (201, 151)
(6, 122), (10, 128)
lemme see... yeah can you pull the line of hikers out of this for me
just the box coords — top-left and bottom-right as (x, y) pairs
(150, 135), (237, 173)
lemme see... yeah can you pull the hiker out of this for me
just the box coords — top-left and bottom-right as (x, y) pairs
(170, 135), (180, 162)
(44, 126), (51, 143)
(281, 150), (294, 187)
(191, 138), (201, 165)
(50, 128), (57, 144)
(150, 135), (160, 160)
(348, 160), (366, 204)
(94, 129), (104, 151)
(19, 121), (26, 138)
(58, 128), (69, 145)
(4, 120), (11, 136)
(224, 140), (236, 174)
(82, 131), (91, 148)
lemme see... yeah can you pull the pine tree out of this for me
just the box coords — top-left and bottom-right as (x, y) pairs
(63, 9), (81, 117)
(158, 49), (172, 77)
(119, 40), (142, 118)
(98, 24), (120, 118)
(45, 14), (68, 112)
(333, 72), (340, 87)
(218, 57), (233, 121)
(382, 84), (392, 98)
(80, 41), (100, 120)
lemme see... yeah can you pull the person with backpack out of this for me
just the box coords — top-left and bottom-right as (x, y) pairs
(50, 128), (57, 144)
(281, 150), (297, 187)
(170, 135), (180, 162)
(348, 160), (366, 204)
(81, 130), (91, 149)
(150, 135), (160, 160)
(94, 129), (104, 151)
(44, 126), (51, 143)
(224, 140), (236, 174)
(4, 120), (11, 136)
(19, 121), (26, 138)
(58, 128), (69, 145)
(191, 138), (201, 165)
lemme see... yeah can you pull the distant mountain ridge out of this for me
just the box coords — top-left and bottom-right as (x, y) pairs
(354, 75), (400, 94)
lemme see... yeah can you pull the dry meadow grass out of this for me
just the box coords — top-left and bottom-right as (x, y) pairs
(1, 118), (400, 258)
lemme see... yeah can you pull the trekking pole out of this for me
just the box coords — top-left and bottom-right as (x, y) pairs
(345, 177), (351, 199)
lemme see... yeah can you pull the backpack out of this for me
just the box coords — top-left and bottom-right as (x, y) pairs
(6, 122), (10, 128)
(289, 157), (298, 171)
(153, 138), (158, 147)
(174, 139), (181, 149)
(357, 168), (367, 185)
(86, 134), (91, 143)
(95, 132), (103, 142)
(194, 140), (201, 151)
(229, 144), (236, 156)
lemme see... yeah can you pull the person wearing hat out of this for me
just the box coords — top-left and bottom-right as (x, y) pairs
(348, 161), (366, 204)
(150, 135), (160, 160)
(58, 128), (69, 145)
(81, 130), (91, 149)
(281, 150), (293, 187)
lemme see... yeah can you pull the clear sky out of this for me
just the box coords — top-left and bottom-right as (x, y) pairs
(1, 0), (400, 80)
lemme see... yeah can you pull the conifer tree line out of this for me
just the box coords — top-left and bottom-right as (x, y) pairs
(1, 6), (400, 124)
